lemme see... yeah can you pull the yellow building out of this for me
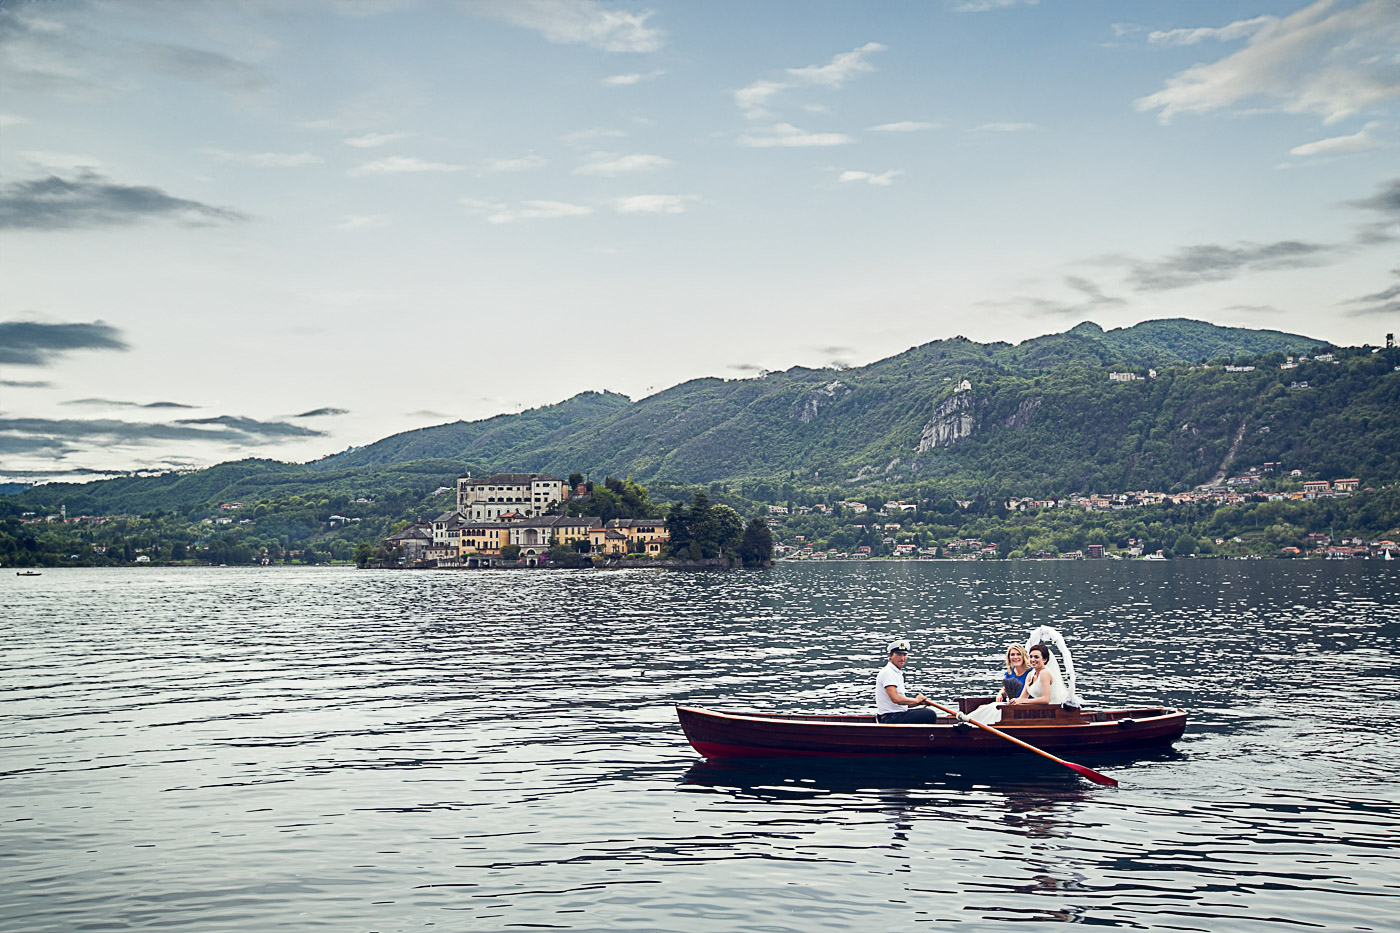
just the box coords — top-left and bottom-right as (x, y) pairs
(459, 523), (510, 556)
(610, 518), (670, 555)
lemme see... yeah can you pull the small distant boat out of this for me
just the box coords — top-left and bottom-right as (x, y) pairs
(677, 701), (1187, 759)
(1143, 553), (1167, 561)
(16, 570), (42, 576)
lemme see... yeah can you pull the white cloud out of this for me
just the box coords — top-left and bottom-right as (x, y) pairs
(968, 121), (1041, 133)
(734, 79), (792, 119)
(738, 122), (856, 148)
(479, 154), (550, 172)
(602, 70), (663, 87)
(1290, 122), (1383, 156)
(949, 0), (1039, 12)
(613, 194), (698, 214)
(735, 42), (887, 121)
(573, 152), (671, 175)
(785, 41), (885, 88)
(1137, 0), (1400, 125)
(1148, 15), (1274, 47)
(335, 214), (388, 230)
(562, 127), (629, 145)
(343, 132), (407, 148)
(839, 169), (902, 186)
(19, 150), (104, 172)
(347, 156), (465, 176)
(469, 0), (664, 53)
(867, 120), (937, 132)
(462, 197), (593, 223)
(201, 148), (323, 167)
(0, 113), (30, 129)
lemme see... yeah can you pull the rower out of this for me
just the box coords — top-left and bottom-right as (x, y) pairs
(875, 638), (942, 723)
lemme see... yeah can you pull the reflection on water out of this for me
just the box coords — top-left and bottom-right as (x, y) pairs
(2, 561), (1398, 931)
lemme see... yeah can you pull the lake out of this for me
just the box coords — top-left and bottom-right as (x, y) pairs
(3, 561), (1398, 931)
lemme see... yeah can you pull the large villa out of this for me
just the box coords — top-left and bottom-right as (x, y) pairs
(384, 472), (669, 567)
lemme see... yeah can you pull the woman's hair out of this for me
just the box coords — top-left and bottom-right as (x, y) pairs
(1004, 643), (1027, 671)
(1029, 643), (1053, 662)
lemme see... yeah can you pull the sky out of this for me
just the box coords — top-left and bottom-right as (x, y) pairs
(1, 0), (1397, 484)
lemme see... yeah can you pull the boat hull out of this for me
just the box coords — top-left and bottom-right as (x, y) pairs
(677, 702), (1187, 759)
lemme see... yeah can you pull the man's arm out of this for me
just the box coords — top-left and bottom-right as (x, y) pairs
(884, 684), (931, 707)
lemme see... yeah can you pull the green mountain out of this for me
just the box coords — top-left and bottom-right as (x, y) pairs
(11, 318), (1395, 520)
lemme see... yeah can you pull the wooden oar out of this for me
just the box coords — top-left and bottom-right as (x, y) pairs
(921, 699), (1119, 787)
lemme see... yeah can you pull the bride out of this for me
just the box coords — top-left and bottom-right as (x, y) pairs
(1009, 643), (1068, 707)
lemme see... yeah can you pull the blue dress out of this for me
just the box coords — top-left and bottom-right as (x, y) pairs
(1002, 668), (1030, 699)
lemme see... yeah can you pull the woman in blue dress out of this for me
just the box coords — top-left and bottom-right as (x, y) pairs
(996, 643), (1032, 702)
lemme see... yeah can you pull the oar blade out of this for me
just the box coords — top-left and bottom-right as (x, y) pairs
(1066, 761), (1118, 787)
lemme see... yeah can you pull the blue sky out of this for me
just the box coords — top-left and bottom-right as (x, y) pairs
(1, 0), (1397, 483)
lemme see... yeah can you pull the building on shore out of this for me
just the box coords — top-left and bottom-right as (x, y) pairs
(391, 471), (671, 567)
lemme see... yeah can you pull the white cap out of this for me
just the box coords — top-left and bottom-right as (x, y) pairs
(887, 638), (910, 654)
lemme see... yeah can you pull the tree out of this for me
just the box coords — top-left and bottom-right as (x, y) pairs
(739, 517), (773, 566)
(1173, 532), (1199, 556)
(354, 542), (374, 568)
(500, 543), (521, 561)
(546, 542), (588, 568)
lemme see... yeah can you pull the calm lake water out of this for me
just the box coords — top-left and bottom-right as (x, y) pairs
(3, 561), (1398, 932)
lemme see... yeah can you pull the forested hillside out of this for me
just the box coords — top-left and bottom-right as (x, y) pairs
(8, 318), (1393, 521)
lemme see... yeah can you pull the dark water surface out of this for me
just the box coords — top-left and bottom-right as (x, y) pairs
(3, 562), (1398, 931)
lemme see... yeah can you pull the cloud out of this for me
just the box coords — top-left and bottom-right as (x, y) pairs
(0, 321), (128, 366)
(612, 194), (697, 214)
(0, 113), (30, 129)
(18, 150), (104, 172)
(0, 172), (247, 230)
(1148, 15), (1274, 47)
(479, 154), (549, 172)
(1007, 275), (1126, 317)
(948, 0), (1039, 11)
(1343, 267), (1400, 317)
(735, 42), (886, 121)
(201, 148), (324, 167)
(602, 70), (663, 87)
(0, 415), (323, 449)
(172, 415), (326, 438)
(838, 169), (902, 186)
(343, 132), (407, 148)
(738, 123), (856, 148)
(0, 379), (52, 388)
(968, 121), (1041, 134)
(1290, 122), (1383, 157)
(1136, 1), (1400, 125)
(0, 8), (270, 103)
(407, 409), (451, 419)
(464, 198), (593, 223)
(734, 79), (792, 120)
(335, 214), (388, 230)
(469, 0), (664, 53)
(1349, 175), (1400, 243)
(562, 127), (628, 145)
(1349, 176), (1400, 216)
(867, 121), (938, 132)
(61, 398), (195, 409)
(574, 152), (671, 175)
(293, 407), (350, 417)
(0, 435), (70, 455)
(785, 42), (885, 88)
(348, 156), (466, 176)
(1122, 240), (1332, 291)
(727, 363), (767, 375)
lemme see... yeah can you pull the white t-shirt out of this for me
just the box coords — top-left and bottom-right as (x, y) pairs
(875, 661), (907, 715)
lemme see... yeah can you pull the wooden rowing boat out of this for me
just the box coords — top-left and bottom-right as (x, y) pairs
(677, 699), (1187, 759)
